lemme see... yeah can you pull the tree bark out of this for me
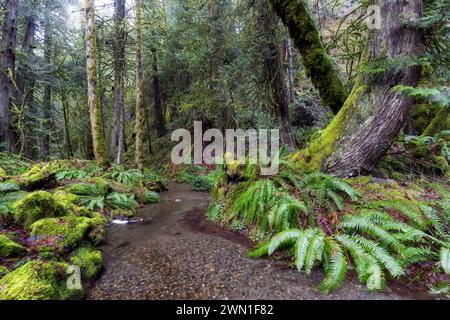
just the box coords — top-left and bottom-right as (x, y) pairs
(151, 47), (166, 137)
(85, 0), (109, 166)
(296, 0), (425, 177)
(269, 0), (348, 114)
(111, 0), (125, 163)
(135, 0), (143, 171)
(42, 23), (51, 160)
(61, 92), (73, 158)
(0, 0), (18, 152)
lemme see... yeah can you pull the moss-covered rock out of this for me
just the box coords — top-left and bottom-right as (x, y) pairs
(30, 216), (94, 251)
(64, 178), (110, 197)
(14, 191), (68, 228)
(143, 191), (161, 204)
(0, 234), (26, 258)
(0, 260), (83, 300)
(52, 191), (90, 217)
(69, 244), (102, 280)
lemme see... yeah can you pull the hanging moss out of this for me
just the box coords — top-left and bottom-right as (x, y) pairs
(292, 84), (366, 172)
(269, 0), (347, 113)
(69, 243), (102, 280)
(0, 260), (83, 300)
(30, 216), (94, 251)
(14, 191), (68, 228)
(0, 234), (27, 258)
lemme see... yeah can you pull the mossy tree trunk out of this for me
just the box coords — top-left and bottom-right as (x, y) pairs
(43, 23), (52, 160)
(422, 106), (449, 137)
(270, 0), (348, 114)
(134, 0), (144, 171)
(85, 0), (109, 167)
(296, 0), (425, 177)
(0, 0), (18, 152)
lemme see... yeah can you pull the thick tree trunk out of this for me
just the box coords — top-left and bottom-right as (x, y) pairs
(296, 0), (425, 177)
(0, 0), (18, 152)
(151, 47), (166, 137)
(42, 25), (51, 160)
(134, 0), (143, 171)
(111, 0), (125, 163)
(269, 0), (348, 114)
(260, 0), (296, 150)
(85, 0), (109, 166)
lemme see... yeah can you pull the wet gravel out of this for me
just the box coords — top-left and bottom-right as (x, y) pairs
(86, 184), (420, 300)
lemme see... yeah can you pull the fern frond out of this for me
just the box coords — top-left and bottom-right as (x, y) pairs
(365, 264), (386, 291)
(268, 229), (303, 255)
(304, 232), (325, 274)
(375, 200), (426, 228)
(440, 247), (450, 274)
(327, 190), (343, 210)
(248, 242), (270, 259)
(294, 228), (318, 272)
(319, 238), (347, 293)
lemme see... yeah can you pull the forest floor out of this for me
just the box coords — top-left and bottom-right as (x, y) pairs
(87, 183), (432, 300)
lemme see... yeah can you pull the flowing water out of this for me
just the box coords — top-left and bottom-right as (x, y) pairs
(87, 183), (432, 300)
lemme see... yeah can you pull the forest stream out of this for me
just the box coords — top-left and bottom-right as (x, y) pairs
(86, 184), (431, 300)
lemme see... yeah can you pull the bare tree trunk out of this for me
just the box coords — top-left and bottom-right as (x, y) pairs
(0, 0), (18, 152)
(297, 0), (425, 177)
(85, 0), (109, 166)
(61, 93), (73, 158)
(134, 0), (143, 171)
(284, 35), (295, 104)
(270, 0), (348, 114)
(151, 47), (166, 137)
(111, 0), (125, 163)
(42, 24), (51, 160)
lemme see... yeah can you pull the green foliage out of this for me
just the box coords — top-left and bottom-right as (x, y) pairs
(69, 243), (103, 280)
(143, 191), (160, 204)
(104, 165), (143, 187)
(0, 191), (27, 217)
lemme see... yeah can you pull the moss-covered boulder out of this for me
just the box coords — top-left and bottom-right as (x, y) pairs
(0, 260), (83, 300)
(0, 191), (27, 218)
(69, 244), (102, 280)
(0, 234), (26, 258)
(14, 191), (67, 228)
(64, 178), (110, 197)
(30, 216), (94, 251)
(15, 164), (56, 191)
(52, 191), (90, 217)
(143, 191), (161, 204)
(87, 213), (107, 245)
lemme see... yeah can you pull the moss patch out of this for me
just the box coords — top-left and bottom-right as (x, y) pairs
(0, 265), (9, 278)
(0, 260), (82, 300)
(0, 234), (26, 258)
(14, 191), (68, 228)
(143, 191), (161, 204)
(69, 243), (102, 280)
(30, 216), (94, 251)
(64, 178), (110, 197)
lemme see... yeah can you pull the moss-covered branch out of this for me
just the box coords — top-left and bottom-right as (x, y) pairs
(269, 0), (348, 114)
(422, 106), (450, 137)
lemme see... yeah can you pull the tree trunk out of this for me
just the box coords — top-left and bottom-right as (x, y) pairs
(15, 12), (36, 155)
(111, 0), (125, 163)
(284, 35), (295, 104)
(151, 47), (166, 137)
(296, 0), (425, 177)
(61, 93), (73, 158)
(269, 0), (348, 114)
(42, 24), (51, 160)
(0, 0), (18, 152)
(135, 0), (143, 171)
(85, 0), (109, 166)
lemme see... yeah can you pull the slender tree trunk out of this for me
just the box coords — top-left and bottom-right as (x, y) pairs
(270, 0), (348, 114)
(144, 104), (152, 154)
(151, 47), (166, 137)
(42, 24), (51, 160)
(134, 0), (143, 171)
(111, 0), (125, 163)
(61, 93), (73, 158)
(284, 35), (295, 104)
(296, 0), (425, 177)
(0, 0), (18, 152)
(85, 0), (109, 166)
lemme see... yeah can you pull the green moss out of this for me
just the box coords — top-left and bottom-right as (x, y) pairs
(0, 260), (83, 300)
(0, 265), (9, 278)
(0, 167), (6, 178)
(30, 216), (94, 251)
(0, 234), (26, 258)
(422, 106), (450, 137)
(86, 212), (107, 246)
(64, 178), (110, 197)
(270, 0), (347, 113)
(16, 164), (55, 190)
(69, 243), (102, 280)
(52, 191), (90, 217)
(293, 85), (366, 172)
(143, 191), (161, 204)
(14, 191), (68, 228)
(0, 191), (27, 218)
(0, 180), (21, 193)
(111, 209), (134, 218)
